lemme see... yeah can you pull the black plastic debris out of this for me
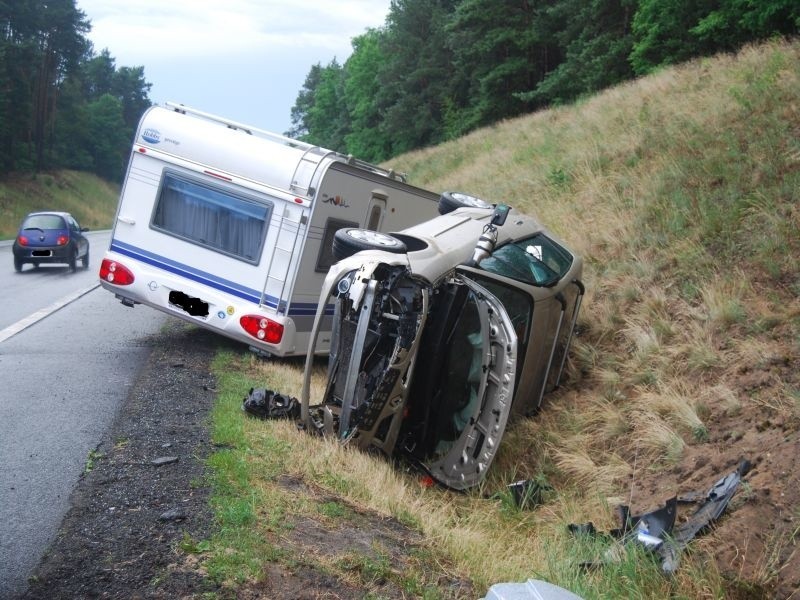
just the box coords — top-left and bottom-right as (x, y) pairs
(242, 388), (300, 420)
(570, 458), (752, 574)
(507, 478), (553, 509)
(567, 522), (598, 537)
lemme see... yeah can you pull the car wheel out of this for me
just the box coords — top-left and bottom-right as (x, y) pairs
(332, 228), (407, 261)
(14, 257), (22, 272)
(82, 249), (90, 269)
(69, 250), (77, 272)
(438, 191), (492, 215)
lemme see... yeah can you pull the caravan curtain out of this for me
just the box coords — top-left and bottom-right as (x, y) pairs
(153, 172), (271, 263)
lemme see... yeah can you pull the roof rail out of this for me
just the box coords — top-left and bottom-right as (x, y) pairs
(164, 101), (407, 182)
(164, 101), (315, 151)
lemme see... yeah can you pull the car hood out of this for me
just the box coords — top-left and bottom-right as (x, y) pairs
(301, 257), (518, 490)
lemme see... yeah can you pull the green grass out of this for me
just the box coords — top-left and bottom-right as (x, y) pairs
(194, 351), (276, 584)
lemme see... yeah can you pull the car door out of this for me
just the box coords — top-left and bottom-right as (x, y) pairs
(68, 215), (87, 257)
(401, 274), (518, 490)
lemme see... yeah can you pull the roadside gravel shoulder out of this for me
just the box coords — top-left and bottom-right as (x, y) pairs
(22, 320), (221, 599)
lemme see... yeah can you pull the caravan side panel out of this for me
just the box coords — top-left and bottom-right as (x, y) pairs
(286, 163), (440, 353)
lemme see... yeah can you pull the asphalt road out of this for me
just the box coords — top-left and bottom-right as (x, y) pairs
(0, 231), (169, 598)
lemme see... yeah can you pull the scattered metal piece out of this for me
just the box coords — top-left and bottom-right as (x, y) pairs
(481, 578), (584, 600)
(659, 458), (753, 573)
(151, 456), (179, 467)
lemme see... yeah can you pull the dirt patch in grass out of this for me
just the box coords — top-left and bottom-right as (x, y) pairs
(237, 475), (473, 599)
(237, 475), (472, 599)
(614, 331), (800, 599)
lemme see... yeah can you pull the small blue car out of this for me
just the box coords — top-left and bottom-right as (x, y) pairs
(12, 211), (90, 273)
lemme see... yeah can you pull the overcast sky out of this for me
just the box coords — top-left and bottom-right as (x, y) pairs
(76, 0), (392, 135)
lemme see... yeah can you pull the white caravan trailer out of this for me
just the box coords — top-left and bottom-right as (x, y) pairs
(99, 102), (440, 357)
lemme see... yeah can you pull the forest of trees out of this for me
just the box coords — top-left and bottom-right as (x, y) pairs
(1, 1), (797, 182)
(289, 0), (799, 163)
(0, 0), (151, 180)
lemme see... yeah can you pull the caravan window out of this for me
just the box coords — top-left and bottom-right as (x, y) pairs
(152, 171), (271, 264)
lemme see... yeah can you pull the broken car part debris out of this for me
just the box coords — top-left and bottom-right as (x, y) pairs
(242, 388), (300, 420)
(571, 459), (753, 574)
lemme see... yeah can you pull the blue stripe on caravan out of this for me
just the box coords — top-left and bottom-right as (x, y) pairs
(109, 239), (336, 316)
(109, 238), (274, 307)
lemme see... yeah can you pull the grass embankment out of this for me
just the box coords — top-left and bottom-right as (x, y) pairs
(203, 40), (799, 598)
(0, 170), (119, 239)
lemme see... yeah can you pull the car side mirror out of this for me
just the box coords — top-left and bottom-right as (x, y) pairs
(491, 204), (510, 226)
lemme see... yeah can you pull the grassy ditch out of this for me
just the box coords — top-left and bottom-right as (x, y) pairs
(204, 351), (725, 598)
(197, 39), (798, 598)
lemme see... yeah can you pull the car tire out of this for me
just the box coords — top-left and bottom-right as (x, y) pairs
(332, 228), (407, 261)
(69, 250), (77, 272)
(438, 191), (492, 215)
(14, 257), (22, 272)
(82, 249), (90, 269)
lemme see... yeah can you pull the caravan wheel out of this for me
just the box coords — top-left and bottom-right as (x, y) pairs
(438, 191), (492, 215)
(332, 229), (407, 261)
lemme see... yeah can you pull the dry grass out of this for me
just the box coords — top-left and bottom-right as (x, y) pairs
(382, 39), (799, 595)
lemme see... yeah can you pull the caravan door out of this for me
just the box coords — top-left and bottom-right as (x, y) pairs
(365, 191), (387, 231)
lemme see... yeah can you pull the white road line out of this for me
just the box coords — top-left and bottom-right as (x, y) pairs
(0, 282), (100, 343)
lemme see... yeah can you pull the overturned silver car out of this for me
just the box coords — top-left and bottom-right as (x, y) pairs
(300, 193), (584, 489)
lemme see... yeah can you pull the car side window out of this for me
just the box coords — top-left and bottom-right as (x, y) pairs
(462, 272), (533, 377)
(479, 233), (573, 287)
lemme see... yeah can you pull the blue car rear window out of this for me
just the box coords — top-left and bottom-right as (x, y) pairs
(22, 215), (66, 229)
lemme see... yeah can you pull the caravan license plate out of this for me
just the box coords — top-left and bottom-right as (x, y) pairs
(169, 291), (209, 318)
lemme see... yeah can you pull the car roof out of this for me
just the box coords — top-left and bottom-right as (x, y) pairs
(25, 211), (72, 218)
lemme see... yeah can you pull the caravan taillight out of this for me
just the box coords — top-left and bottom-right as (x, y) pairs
(240, 315), (284, 344)
(100, 258), (135, 285)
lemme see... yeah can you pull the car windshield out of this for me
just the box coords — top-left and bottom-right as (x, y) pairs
(480, 233), (573, 287)
(22, 214), (66, 229)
